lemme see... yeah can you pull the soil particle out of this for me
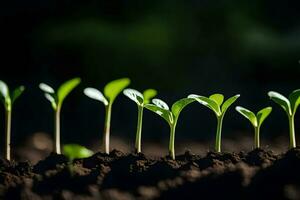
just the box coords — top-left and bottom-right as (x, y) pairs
(33, 153), (68, 174)
(195, 151), (241, 170)
(244, 148), (277, 167)
(77, 149), (124, 169)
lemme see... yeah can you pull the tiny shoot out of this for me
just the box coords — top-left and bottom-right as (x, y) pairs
(84, 78), (130, 154)
(63, 144), (93, 161)
(123, 88), (157, 153)
(188, 93), (240, 152)
(39, 78), (81, 154)
(268, 90), (300, 149)
(145, 98), (195, 160)
(0, 80), (25, 160)
(235, 106), (272, 149)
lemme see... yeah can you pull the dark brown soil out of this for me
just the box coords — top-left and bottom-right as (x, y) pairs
(0, 147), (299, 200)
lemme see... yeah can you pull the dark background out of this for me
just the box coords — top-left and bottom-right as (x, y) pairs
(1, 0), (300, 156)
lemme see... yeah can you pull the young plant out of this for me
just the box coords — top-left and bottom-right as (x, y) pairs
(63, 144), (93, 161)
(0, 80), (25, 160)
(145, 98), (195, 160)
(235, 106), (272, 149)
(39, 78), (81, 154)
(123, 88), (157, 153)
(268, 90), (300, 149)
(188, 93), (240, 152)
(84, 78), (130, 154)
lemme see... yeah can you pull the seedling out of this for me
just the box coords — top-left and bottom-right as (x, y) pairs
(0, 80), (25, 160)
(63, 144), (93, 161)
(84, 78), (130, 154)
(188, 93), (240, 152)
(235, 106), (272, 148)
(145, 98), (195, 159)
(123, 88), (157, 153)
(268, 90), (300, 149)
(39, 78), (81, 154)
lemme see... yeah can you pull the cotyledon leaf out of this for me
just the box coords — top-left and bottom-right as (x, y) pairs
(257, 107), (272, 126)
(268, 91), (291, 115)
(145, 104), (173, 125)
(84, 88), (108, 106)
(236, 106), (257, 127)
(171, 98), (195, 119)
(209, 94), (224, 107)
(289, 89), (300, 114)
(123, 88), (144, 105)
(188, 94), (221, 116)
(143, 89), (157, 104)
(221, 95), (240, 114)
(152, 98), (170, 110)
(57, 78), (81, 104)
(104, 78), (130, 103)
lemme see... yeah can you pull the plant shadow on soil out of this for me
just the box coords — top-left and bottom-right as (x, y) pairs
(1, 148), (300, 200)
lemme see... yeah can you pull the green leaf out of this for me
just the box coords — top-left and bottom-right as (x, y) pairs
(123, 88), (144, 105)
(57, 78), (81, 105)
(84, 88), (108, 106)
(209, 94), (224, 107)
(289, 89), (300, 114)
(188, 94), (221, 116)
(63, 144), (93, 160)
(0, 80), (9, 102)
(171, 98), (195, 119)
(145, 104), (173, 125)
(257, 107), (272, 126)
(104, 78), (130, 103)
(221, 94), (240, 114)
(143, 89), (157, 104)
(39, 83), (55, 94)
(235, 106), (257, 127)
(268, 91), (291, 115)
(12, 86), (25, 104)
(45, 93), (57, 110)
(152, 98), (170, 110)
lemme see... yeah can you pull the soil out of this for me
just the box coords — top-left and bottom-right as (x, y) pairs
(1, 147), (300, 200)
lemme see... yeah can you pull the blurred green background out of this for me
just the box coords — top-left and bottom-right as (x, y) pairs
(1, 0), (300, 157)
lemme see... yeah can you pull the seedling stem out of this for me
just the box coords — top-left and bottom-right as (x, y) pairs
(55, 106), (61, 154)
(289, 114), (296, 148)
(254, 126), (260, 148)
(216, 115), (223, 152)
(104, 104), (112, 154)
(135, 106), (143, 153)
(169, 120), (177, 160)
(5, 109), (12, 160)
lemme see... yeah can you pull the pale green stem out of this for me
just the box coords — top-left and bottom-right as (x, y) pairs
(288, 114), (296, 149)
(5, 109), (12, 160)
(135, 106), (143, 153)
(103, 104), (112, 154)
(215, 115), (223, 153)
(254, 126), (260, 149)
(169, 121), (177, 160)
(54, 106), (61, 154)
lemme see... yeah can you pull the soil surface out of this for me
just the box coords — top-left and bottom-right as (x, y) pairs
(1, 148), (300, 200)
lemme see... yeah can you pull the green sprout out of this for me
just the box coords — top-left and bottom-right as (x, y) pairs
(188, 94), (240, 152)
(235, 106), (272, 149)
(0, 80), (25, 160)
(63, 144), (93, 161)
(84, 78), (130, 154)
(123, 88), (157, 153)
(145, 98), (195, 160)
(39, 78), (81, 154)
(268, 90), (300, 149)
